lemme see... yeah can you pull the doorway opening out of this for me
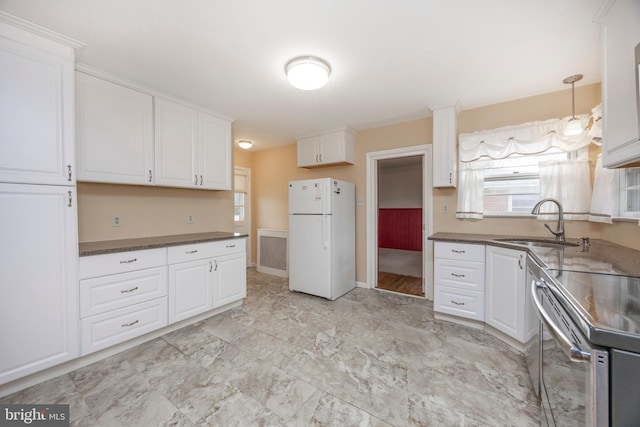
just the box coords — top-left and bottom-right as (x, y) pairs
(366, 145), (433, 300)
(377, 155), (424, 297)
(234, 166), (252, 266)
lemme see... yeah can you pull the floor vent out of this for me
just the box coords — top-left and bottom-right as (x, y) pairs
(257, 229), (288, 278)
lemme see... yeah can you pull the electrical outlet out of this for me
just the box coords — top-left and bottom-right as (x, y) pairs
(187, 213), (194, 224)
(112, 215), (121, 227)
(443, 204), (448, 214)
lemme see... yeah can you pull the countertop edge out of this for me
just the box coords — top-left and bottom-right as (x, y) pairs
(79, 232), (248, 257)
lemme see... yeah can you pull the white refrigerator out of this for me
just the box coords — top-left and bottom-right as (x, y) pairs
(288, 178), (355, 300)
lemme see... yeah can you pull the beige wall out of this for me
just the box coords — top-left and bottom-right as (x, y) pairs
(435, 83), (605, 240)
(248, 82), (640, 285)
(77, 81), (640, 276)
(77, 183), (233, 242)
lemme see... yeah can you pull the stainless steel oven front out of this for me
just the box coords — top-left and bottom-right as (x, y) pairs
(528, 263), (609, 427)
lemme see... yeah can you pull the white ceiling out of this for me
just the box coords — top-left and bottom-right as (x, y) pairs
(1, 0), (604, 150)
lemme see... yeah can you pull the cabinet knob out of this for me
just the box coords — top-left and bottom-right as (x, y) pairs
(450, 300), (465, 306)
(67, 191), (72, 207)
(200, 175), (203, 186)
(119, 258), (138, 264)
(120, 286), (139, 294)
(149, 170), (153, 182)
(194, 174), (198, 185)
(67, 165), (72, 181)
(451, 273), (465, 278)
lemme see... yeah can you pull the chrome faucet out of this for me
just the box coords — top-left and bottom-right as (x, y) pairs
(531, 198), (565, 242)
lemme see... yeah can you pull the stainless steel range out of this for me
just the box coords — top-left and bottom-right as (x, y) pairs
(527, 256), (640, 426)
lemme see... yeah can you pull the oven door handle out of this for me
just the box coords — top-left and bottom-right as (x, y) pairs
(530, 279), (591, 363)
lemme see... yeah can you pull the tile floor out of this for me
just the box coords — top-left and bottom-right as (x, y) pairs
(1, 268), (541, 426)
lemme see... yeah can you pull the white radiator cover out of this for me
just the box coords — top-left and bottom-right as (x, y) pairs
(257, 229), (288, 278)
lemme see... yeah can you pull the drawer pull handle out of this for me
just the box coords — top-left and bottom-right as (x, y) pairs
(185, 250), (198, 254)
(120, 286), (139, 294)
(121, 320), (139, 328)
(226, 244), (236, 248)
(120, 258), (137, 264)
(451, 273), (465, 278)
(451, 249), (466, 254)
(451, 300), (465, 306)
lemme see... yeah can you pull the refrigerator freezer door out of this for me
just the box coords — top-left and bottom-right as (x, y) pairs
(289, 214), (332, 299)
(289, 178), (331, 214)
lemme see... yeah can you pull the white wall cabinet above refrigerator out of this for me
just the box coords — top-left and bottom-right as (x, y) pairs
(76, 72), (154, 185)
(600, 0), (640, 168)
(297, 129), (355, 168)
(154, 97), (232, 190)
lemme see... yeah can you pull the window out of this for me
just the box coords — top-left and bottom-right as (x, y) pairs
(234, 192), (245, 222)
(474, 149), (571, 215)
(620, 167), (640, 218)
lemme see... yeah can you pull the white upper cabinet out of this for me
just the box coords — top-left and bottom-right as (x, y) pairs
(0, 18), (79, 186)
(155, 97), (232, 190)
(297, 129), (355, 168)
(600, 0), (640, 168)
(155, 97), (199, 188)
(199, 112), (232, 190)
(432, 105), (460, 188)
(76, 72), (154, 185)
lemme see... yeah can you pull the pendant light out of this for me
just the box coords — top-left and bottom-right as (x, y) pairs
(285, 56), (331, 90)
(563, 74), (583, 136)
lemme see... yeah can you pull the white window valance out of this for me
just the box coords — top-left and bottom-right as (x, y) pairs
(459, 114), (593, 162)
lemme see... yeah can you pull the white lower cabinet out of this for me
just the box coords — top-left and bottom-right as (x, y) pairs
(78, 248), (168, 355)
(215, 253), (247, 306)
(168, 238), (246, 324)
(434, 242), (485, 321)
(169, 259), (214, 323)
(485, 245), (536, 343)
(0, 184), (79, 384)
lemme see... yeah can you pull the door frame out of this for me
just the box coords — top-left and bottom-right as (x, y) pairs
(366, 145), (434, 300)
(233, 166), (252, 266)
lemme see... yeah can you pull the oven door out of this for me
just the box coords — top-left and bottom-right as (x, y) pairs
(531, 278), (609, 427)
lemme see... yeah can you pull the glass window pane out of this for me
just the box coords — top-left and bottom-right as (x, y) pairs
(234, 193), (245, 205)
(234, 207), (244, 222)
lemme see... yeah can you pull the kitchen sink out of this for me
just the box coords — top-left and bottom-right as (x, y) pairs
(495, 238), (580, 249)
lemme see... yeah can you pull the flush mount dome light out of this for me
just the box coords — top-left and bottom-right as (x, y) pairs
(285, 56), (331, 90)
(237, 140), (253, 149)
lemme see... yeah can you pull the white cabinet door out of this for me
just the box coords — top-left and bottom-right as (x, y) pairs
(168, 259), (213, 324)
(0, 24), (75, 186)
(199, 112), (232, 190)
(432, 106), (458, 188)
(601, 0), (640, 168)
(297, 137), (320, 167)
(213, 253), (246, 307)
(0, 183), (79, 384)
(296, 130), (355, 168)
(155, 98), (198, 188)
(485, 245), (527, 340)
(76, 72), (154, 185)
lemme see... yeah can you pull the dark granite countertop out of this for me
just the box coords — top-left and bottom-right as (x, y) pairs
(429, 232), (640, 278)
(79, 231), (248, 257)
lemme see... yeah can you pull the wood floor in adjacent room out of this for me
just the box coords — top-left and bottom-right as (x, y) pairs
(377, 271), (424, 297)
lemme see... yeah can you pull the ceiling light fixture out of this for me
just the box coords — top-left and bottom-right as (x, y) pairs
(285, 56), (331, 90)
(563, 74), (584, 136)
(237, 140), (253, 149)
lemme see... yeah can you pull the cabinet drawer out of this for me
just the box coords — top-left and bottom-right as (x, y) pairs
(434, 287), (484, 321)
(79, 248), (167, 279)
(79, 267), (167, 318)
(168, 238), (245, 264)
(434, 259), (485, 292)
(434, 242), (485, 262)
(80, 297), (168, 355)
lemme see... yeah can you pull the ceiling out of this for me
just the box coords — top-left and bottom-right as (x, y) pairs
(1, 0), (605, 151)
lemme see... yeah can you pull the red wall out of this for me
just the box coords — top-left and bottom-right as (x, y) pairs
(378, 208), (422, 251)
